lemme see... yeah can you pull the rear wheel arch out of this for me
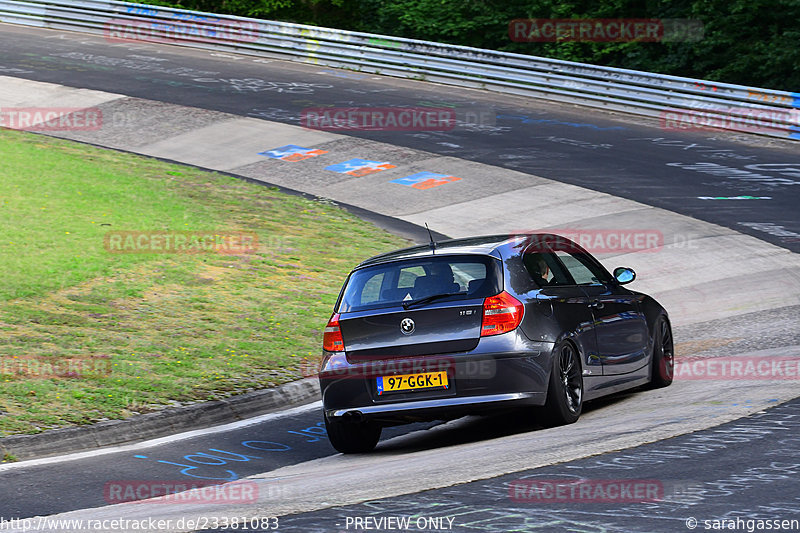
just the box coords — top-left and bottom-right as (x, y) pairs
(539, 338), (584, 426)
(324, 412), (382, 454)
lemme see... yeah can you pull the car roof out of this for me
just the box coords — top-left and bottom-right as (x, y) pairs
(355, 233), (576, 269)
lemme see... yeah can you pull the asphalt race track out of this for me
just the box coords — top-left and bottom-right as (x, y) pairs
(226, 397), (800, 533)
(0, 23), (799, 252)
(0, 402), (441, 518)
(1, 21), (799, 533)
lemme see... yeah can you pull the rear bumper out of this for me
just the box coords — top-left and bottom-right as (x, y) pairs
(320, 332), (554, 424)
(327, 393), (543, 423)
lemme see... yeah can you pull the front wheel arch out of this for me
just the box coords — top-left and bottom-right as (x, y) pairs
(647, 314), (674, 388)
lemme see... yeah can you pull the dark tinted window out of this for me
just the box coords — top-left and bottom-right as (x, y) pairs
(338, 255), (501, 312)
(522, 248), (610, 287)
(553, 250), (610, 285)
(522, 251), (570, 286)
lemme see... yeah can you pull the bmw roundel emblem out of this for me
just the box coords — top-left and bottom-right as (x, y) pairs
(400, 317), (415, 335)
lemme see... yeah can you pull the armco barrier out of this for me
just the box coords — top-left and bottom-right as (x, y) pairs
(1, 0), (798, 140)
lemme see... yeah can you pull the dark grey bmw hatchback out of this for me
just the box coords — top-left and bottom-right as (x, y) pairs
(319, 233), (673, 453)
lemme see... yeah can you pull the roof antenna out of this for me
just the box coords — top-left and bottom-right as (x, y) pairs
(425, 223), (437, 253)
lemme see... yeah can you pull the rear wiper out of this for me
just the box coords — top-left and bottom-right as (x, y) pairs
(402, 291), (467, 310)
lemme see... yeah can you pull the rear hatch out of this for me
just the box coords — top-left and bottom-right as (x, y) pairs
(336, 255), (502, 361)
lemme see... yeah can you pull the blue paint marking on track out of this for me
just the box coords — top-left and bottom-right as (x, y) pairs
(320, 69), (368, 80)
(497, 114), (627, 131)
(260, 144), (312, 158)
(260, 145), (328, 161)
(392, 171), (447, 186)
(326, 159), (382, 172)
(391, 172), (461, 189)
(132, 441), (294, 482)
(325, 159), (396, 176)
(287, 421), (327, 443)
(126, 424), (332, 483)
(156, 459), (238, 481)
(791, 92), (800, 108)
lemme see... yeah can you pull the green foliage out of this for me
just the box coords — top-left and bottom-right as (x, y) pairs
(0, 130), (408, 435)
(122, 0), (799, 90)
(686, 0), (800, 89)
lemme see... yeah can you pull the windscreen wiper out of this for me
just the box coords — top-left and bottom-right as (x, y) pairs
(402, 291), (467, 310)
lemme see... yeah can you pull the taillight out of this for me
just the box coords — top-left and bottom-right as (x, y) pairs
(481, 292), (524, 337)
(323, 313), (345, 351)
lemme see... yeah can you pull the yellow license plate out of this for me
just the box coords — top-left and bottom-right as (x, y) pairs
(377, 371), (449, 395)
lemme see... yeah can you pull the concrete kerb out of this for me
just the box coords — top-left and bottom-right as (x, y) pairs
(0, 378), (320, 461)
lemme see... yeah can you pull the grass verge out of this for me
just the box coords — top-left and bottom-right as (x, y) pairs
(0, 129), (407, 435)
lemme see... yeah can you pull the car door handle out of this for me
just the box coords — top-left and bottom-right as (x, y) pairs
(589, 300), (604, 309)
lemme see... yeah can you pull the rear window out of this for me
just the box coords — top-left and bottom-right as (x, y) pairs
(338, 255), (502, 313)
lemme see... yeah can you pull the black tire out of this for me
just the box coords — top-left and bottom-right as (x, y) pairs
(324, 413), (382, 454)
(648, 316), (674, 388)
(541, 340), (583, 426)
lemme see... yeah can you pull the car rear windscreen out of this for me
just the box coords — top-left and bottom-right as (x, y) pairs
(338, 255), (502, 313)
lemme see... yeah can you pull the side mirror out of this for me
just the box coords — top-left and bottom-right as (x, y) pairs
(613, 266), (636, 285)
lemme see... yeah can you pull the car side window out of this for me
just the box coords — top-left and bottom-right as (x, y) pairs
(522, 251), (571, 286)
(553, 250), (609, 285)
